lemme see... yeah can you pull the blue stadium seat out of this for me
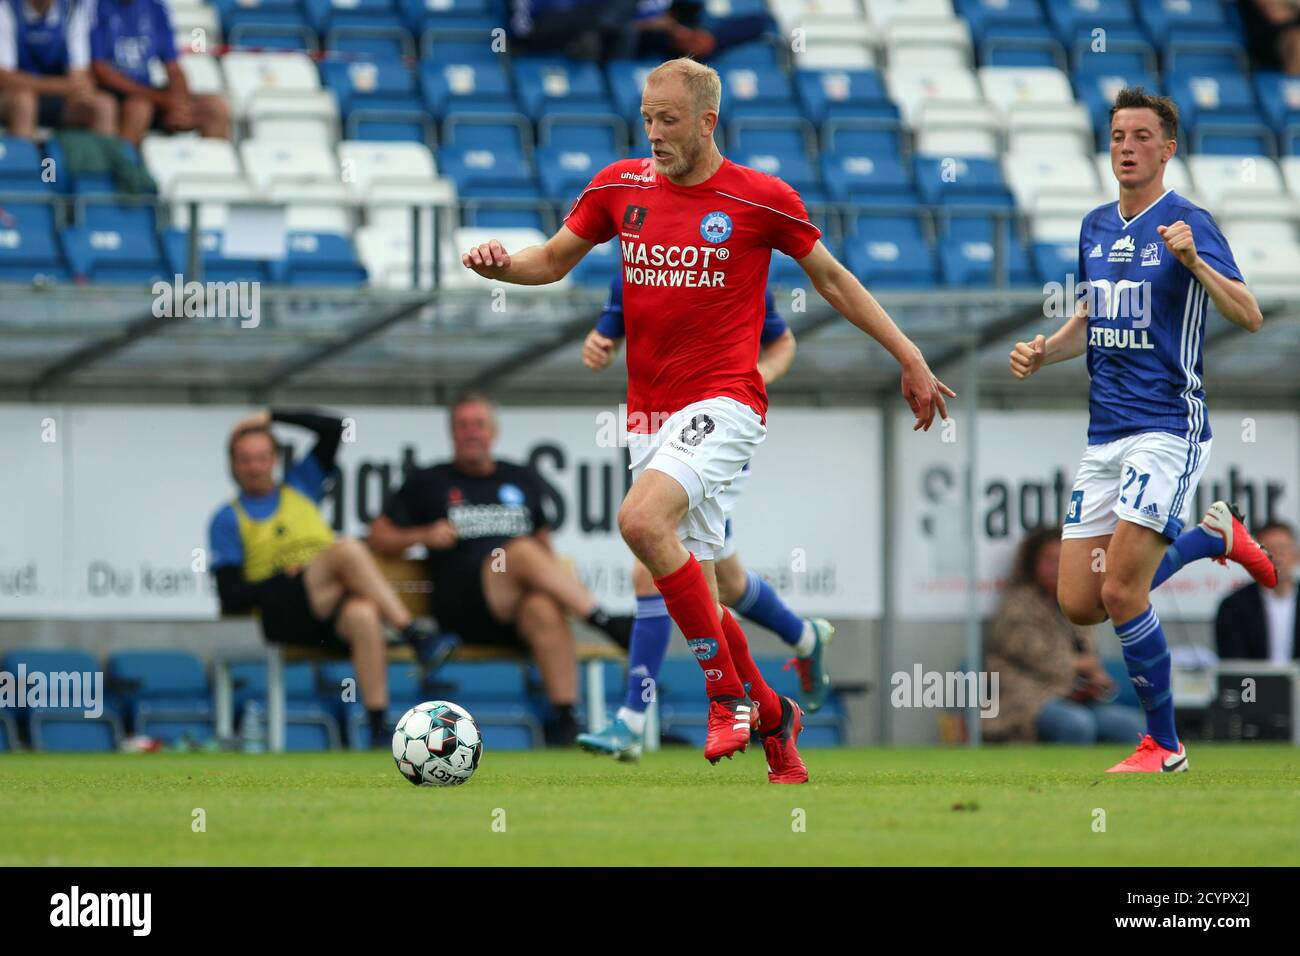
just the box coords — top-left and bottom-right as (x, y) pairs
(707, 39), (781, 71)
(414, 661), (542, 751)
(1255, 72), (1300, 140)
(42, 139), (153, 196)
(1073, 38), (1156, 77)
(1165, 39), (1248, 77)
(823, 119), (905, 161)
(0, 136), (48, 192)
(217, 0), (315, 49)
(1, 649), (123, 751)
(1074, 71), (1162, 144)
(401, 0), (496, 35)
(306, 0), (403, 33)
(422, 27), (501, 63)
(1044, 0), (1138, 46)
(535, 145), (618, 200)
(512, 57), (612, 121)
(606, 60), (659, 126)
(442, 113), (533, 154)
(0, 202), (67, 281)
(228, 661), (340, 751)
(913, 156), (1011, 206)
(844, 235), (939, 289)
(1032, 239), (1077, 284)
(795, 69), (898, 125)
(939, 238), (1036, 287)
(728, 118), (815, 159)
(975, 22), (1065, 69)
(61, 224), (167, 284)
(1167, 71), (1274, 155)
(107, 650), (212, 742)
(321, 60), (432, 144)
(957, 0), (1047, 39)
(537, 111), (626, 153)
(326, 25), (412, 59)
(278, 232), (368, 285)
(848, 211), (928, 243)
(161, 229), (275, 283)
(0, 710), (17, 750)
(1137, 0), (1225, 46)
(460, 201), (550, 232)
(821, 152), (915, 206)
(717, 65), (801, 120)
(420, 59), (515, 117)
(736, 152), (825, 204)
(569, 238), (619, 288)
(438, 144), (537, 198)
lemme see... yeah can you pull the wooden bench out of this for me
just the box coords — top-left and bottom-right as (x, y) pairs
(214, 552), (659, 752)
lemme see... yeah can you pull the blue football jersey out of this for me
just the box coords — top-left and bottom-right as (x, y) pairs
(1077, 189), (1243, 445)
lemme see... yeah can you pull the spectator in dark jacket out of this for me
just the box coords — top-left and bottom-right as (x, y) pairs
(1215, 521), (1299, 663)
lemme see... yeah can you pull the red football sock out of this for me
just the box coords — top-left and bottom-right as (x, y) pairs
(720, 607), (781, 732)
(654, 555), (746, 700)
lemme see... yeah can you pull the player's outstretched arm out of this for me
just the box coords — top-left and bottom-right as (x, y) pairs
(797, 241), (954, 431)
(1010, 297), (1089, 379)
(757, 329), (796, 385)
(461, 225), (594, 285)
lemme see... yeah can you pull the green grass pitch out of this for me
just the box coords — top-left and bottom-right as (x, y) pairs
(3, 746), (1298, 866)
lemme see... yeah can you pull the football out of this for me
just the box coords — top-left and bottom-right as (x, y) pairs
(391, 701), (483, 787)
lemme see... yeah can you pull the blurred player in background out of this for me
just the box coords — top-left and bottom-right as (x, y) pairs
(209, 409), (459, 748)
(576, 274), (834, 762)
(1010, 88), (1274, 774)
(464, 58), (952, 783)
(368, 392), (634, 746)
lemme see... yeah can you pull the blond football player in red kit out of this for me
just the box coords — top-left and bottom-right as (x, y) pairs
(463, 58), (953, 783)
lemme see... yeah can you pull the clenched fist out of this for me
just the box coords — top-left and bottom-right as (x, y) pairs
(582, 330), (619, 371)
(1156, 220), (1198, 268)
(461, 239), (512, 279)
(1009, 334), (1046, 379)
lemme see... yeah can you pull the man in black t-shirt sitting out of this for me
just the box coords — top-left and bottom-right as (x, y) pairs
(369, 392), (631, 745)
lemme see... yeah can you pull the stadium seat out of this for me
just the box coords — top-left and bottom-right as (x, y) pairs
(1168, 71), (1275, 156)
(228, 661), (340, 751)
(1031, 238), (1078, 284)
(822, 151), (914, 206)
(885, 65), (983, 127)
(1283, 156), (1300, 201)
(428, 661), (545, 751)
(420, 59), (515, 118)
(568, 237), (619, 289)
(248, 89), (340, 144)
(0, 137), (48, 193)
(1186, 155), (1287, 208)
(884, 16), (971, 72)
(221, 51), (322, 120)
(437, 144), (537, 199)
(325, 25), (413, 60)
(401, 0), (496, 35)
(728, 117), (817, 159)
(161, 228), (275, 283)
(61, 223), (167, 284)
(1003, 149), (1101, 212)
(512, 57), (613, 121)
(305, 0), (403, 34)
(240, 139), (340, 193)
(795, 69), (896, 125)
(1072, 38), (1157, 78)
(1137, 0), (1226, 46)
(1255, 72), (1300, 154)
(913, 156), (1012, 206)
(1166, 38), (1248, 78)
(442, 113), (534, 156)
(1, 649), (123, 752)
(939, 237), (1035, 287)
(178, 53), (225, 96)
(356, 223), (434, 288)
(279, 231), (368, 285)
(792, 20), (878, 71)
(823, 117), (905, 159)
(1043, 0), (1137, 46)
(171, 7), (221, 54)
(0, 710), (17, 750)
(321, 60), (432, 145)
(977, 65), (1075, 122)
(1030, 190), (1110, 243)
(1075, 71), (1162, 146)
(168, 178), (260, 230)
(338, 140), (437, 195)
(536, 145), (619, 201)
(717, 66), (803, 120)
(1222, 223), (1300, 295)
(737, 151), (825, 203)
(0, 202), (68, 281)
(866, 0), (954, 31)
(272, 181), (356, 234)
(422, 27), (503, 64)
(844, 233), (939, 288)
(537, 113), (627, 153)
(913, 102), (1001, 158)
(141, 135), (246, 199)
(106, 650), (212, 743)
(1005, 102), (1094, 157)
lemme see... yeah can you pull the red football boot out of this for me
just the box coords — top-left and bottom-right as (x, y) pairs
(704, 696), (757, 764)
(1201, 501), (1278, 588)
(761, 696), (808, 784)
(1106, 735), (1188, 773)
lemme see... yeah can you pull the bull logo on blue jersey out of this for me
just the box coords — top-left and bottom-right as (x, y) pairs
(498, 483), (525, 506)
(699, 211), (733, 243)
(687, 638), (719, 661)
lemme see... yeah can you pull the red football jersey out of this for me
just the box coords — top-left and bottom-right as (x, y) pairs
(564, 156), (821, 432)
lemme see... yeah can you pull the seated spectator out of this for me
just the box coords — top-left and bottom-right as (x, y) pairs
(1243, 1), (1300, 76)
(635, 1), (775, 62)
(368, 392), (632, 746)
(0, 0), (115, 138)
(209, 408), (459, 749)
(1216, 521), (1299, 663)
(90, 0), (229, 144)
(984, 526), (1145, 745)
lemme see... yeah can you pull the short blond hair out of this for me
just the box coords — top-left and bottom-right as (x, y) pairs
(644, 57), (721, 117)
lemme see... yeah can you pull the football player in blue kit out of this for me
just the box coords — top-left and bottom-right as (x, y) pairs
(1011, 88), (1276, 773)
(577, 274), (834, 761)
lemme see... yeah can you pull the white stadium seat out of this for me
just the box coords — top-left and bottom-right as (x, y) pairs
(977, 66), (1075, 122)
(1186, 156), (1287, 209)
(866, 0), (952, 30)
(914, 102), (1001, 158)
(363, 180), (457, 271)
(338, 141), (437, 195)
(267, 181), (356, 234)
(240, 140), (340, 193)
(221, 52), (321, 119)
(178, 53), (223, 96)
(247, 90), (339, 144)
(142, 135), (243, 195)
(884, 17), (971, 71)
(1277, 156), (1300, 202)
(1005, 102), (1093, 156)
(169, 179), (258, 230)
(356, 226), (435, 289)
(793, 21), (879, 69)
(772, 0), (865, 32)
(885, 66), (982, 126)
(1222, 225), (1300, 293)
(1004, 150), (1102, 212)
(171, 7), (220, 54)
(1031, 191), (1111, 243)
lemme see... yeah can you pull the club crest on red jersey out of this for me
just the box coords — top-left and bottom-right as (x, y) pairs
(699, 211), (733, 243)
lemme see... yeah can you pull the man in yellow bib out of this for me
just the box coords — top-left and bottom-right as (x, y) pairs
(208, 408), (459, 747)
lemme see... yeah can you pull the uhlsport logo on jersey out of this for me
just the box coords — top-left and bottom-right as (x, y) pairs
(699, 210), (733, 243)
(687, 637), (719, 661)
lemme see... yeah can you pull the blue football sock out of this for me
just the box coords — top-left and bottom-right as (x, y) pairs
(732, 570), (804, 647)
(1115, 606), (1178, 751)
(1150, 526), (1225, 590)
(622, 595), (672, 714)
